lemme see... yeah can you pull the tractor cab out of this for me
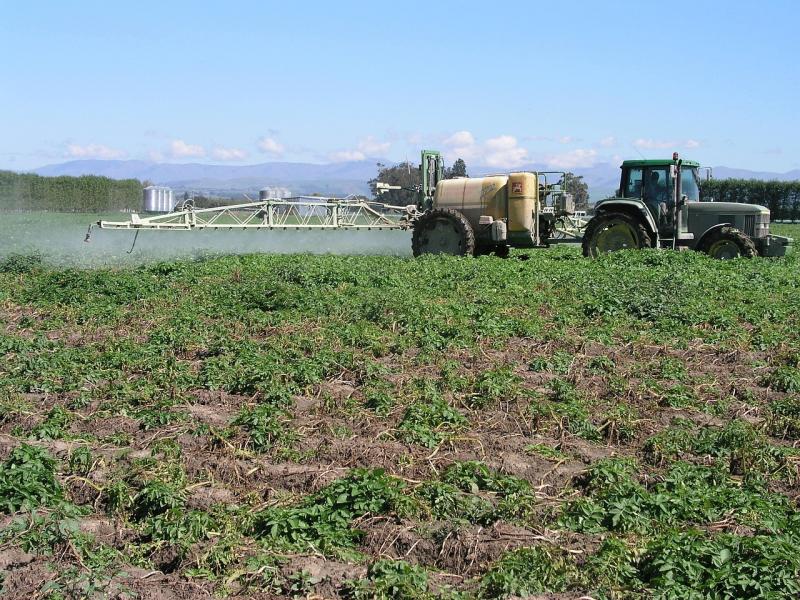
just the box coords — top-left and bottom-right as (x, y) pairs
(619, 158), (700, 236)
(583, 154), (792, 258)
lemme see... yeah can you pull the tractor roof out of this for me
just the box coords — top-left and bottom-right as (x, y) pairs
(621, 159), (701, 168)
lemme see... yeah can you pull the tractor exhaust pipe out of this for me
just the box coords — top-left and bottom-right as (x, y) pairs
(672, 152), (682, 250)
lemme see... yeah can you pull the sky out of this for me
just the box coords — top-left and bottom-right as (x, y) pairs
(1, 0), (798, 172)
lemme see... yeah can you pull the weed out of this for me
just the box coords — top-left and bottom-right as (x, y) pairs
(233, 402), (297, 452)
(479, 546), (583, 598)
(524, 443), (571, 461)
(67, 446), (93, 476)
(398, 397), (465, 447)
(587, 355), (615, 374)
(601, 404), (639, 443)
(658, 383), (699, 409)
(530, 381), (601, 441)
(416, 481), (494, 525)
(643, 418), (695, 465)
(762, 365), (800, 393)
(766, 396), (800, 439)
(528, 351), (573, 375)
(346, 559), (430, 600)
(655, 357), (689, 382)
(30, 405), (72, 440)
(0, 253), (43, 274)
(468, 366), (522, 409)
(252, 468), (411, 553)
(441, 461), (535, 520)
(131, 479), (186, 520)
(0, 444), (63, 512)
(363, 378), (397, 415)
(561, 458), (795, 534)
(639, 529), (800, 599)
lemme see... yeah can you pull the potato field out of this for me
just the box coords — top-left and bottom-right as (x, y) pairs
(1, 231), (799, 599)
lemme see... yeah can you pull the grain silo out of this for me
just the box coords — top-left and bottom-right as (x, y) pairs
(143, 186), (175, 213)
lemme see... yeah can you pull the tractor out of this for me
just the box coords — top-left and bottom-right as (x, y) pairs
(582, 154), (792, 258)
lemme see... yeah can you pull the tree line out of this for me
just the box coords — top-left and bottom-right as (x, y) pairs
(0, 170), (142, 212)
(700, 179), (800, 221)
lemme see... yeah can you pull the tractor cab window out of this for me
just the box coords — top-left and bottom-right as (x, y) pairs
(624, 167), (643, 198)
(681, 167), (700, 202)
(643, 167), (671, 227)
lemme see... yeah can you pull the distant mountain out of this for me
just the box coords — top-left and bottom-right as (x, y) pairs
(33, 158), (382, 181)
(709, 166), (800, 181)
(32, 158), (384, 197)
(29, 159), (800, 202)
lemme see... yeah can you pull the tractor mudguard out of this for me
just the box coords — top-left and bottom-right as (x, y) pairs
(594, 199), (659, 239)
(693, 223), (732, 251)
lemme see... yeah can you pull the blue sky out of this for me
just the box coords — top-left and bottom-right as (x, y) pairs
(1, 0), (798, 172)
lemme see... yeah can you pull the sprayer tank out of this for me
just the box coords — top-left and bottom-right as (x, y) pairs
(434, 173), (538, 234)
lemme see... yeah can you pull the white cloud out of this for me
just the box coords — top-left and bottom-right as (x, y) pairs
(258, 136), (285, 156)
(599, 136), (617, 147)
(329, 136), (391, 163)
(558, 136), (576, 144)
(211, 147), (248, 161)
(633, 138), (701, 150)
(484, 135), (528, 167)
(148, 150), (164, 161)
(444, 130), (476, 148)
(66, 143), (125, 159)
(169, 139), (206, 158)
(357, 136), (391, 156)
(442, 130), (479, 161)
(329, 149), (366, 162)
(633, 138), (673, 150)
(545, 149), (599, 170)
(441, 131), (528, 167)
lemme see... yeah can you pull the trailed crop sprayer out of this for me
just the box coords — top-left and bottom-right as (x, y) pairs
(89, 150), (791, 258)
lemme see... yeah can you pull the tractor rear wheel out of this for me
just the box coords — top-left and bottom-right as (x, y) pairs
(699, 227), (757, 259)
(582, 212), (652, 257)
(412, 208), (476, 257)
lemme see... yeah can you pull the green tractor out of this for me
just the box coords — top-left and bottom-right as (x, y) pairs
(582, 154), (792, 258)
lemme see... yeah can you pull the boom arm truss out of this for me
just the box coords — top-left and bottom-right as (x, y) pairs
(96, 197), (416, 232)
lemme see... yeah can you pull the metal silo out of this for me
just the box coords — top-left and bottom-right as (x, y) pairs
(142, 186), (174, 213)
(143, 186), (158, 212)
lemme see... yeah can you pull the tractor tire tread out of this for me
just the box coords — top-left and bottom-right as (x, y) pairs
(699, 226), (757, 258)
(582, 211), (652, 257)
(412, 208), (476, 257)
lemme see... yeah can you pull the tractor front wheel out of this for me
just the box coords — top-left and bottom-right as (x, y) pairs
(582, 212), (652, 257)
(699, 227), (757, 259)
(412, 208), (476, 257)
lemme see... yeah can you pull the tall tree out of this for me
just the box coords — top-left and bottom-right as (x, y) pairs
(369, 161), (420, 205)
(562, 172), (589, 211)
(444, 158), (468, 179)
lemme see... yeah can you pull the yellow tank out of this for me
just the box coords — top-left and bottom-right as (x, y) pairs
(435, 176), (508, 225)
(506, 172), (538, 232)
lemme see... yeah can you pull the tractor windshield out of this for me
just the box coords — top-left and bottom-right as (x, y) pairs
(681, 167), (700, 202)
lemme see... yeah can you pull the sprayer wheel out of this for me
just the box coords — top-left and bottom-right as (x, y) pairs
(412, 208), (476, 257)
